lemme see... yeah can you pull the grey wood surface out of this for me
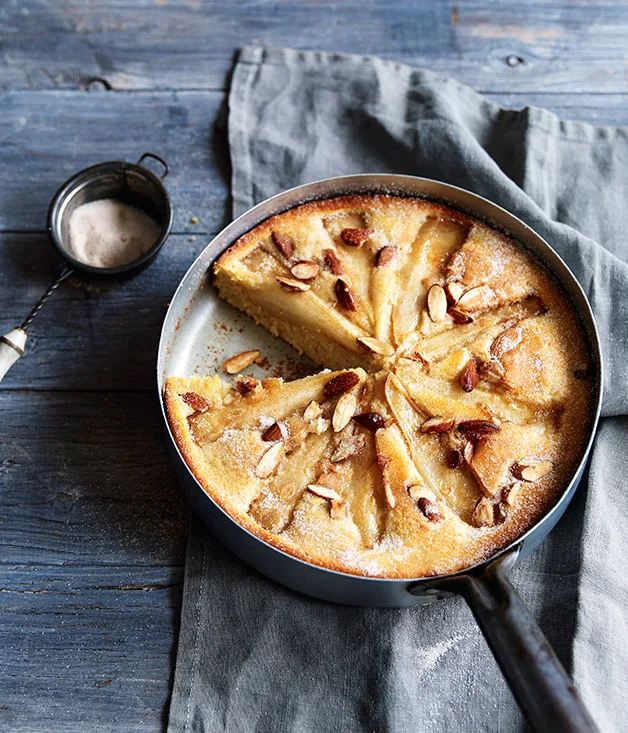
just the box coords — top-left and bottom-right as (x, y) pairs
(0, 1), (626, 730)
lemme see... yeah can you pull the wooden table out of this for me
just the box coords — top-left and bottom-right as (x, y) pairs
(0, 2), (625, 730)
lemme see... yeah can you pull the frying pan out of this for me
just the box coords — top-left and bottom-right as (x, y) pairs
(157, 175), (603, 732)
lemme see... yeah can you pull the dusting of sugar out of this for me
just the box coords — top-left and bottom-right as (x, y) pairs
(415, 633), (467, 680)
(68, 198), (161, 268)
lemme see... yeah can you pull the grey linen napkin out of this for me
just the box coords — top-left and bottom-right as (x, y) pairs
(167, 47), (628, 733)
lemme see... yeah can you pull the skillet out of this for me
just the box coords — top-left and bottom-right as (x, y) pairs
(158, 175), (603, 732)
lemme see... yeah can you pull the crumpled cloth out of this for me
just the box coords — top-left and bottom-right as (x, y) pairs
(168, 47), (628, 732)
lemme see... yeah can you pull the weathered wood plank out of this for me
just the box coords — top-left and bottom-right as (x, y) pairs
(0, 91), (231, 233)
(0, 391), (187, 565)
(1, 1), (627, 93)
(0, 565), (183, 732)
(1, 89), (627, 236)
(0, 233), (208, 391)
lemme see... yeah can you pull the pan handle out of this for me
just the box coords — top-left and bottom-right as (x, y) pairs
(433, 550), (599, 733)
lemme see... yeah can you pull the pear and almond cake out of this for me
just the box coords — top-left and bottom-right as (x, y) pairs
(165, 195), (593, 578)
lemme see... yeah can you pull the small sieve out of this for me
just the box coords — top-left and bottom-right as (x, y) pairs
(0, 152), (173, 383)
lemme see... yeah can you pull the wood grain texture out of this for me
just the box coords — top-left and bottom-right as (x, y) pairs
(1, 1), (627, 93)
(0, 91), (231, 233)
(0, 233), (207, 391)
(0, 565), (183, 732)
(0, 1), (626, 730)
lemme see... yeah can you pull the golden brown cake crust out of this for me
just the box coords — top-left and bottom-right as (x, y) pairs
(166, 194), (593, 579)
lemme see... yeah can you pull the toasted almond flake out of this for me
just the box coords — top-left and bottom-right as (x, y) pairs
(420, 416), (454, 434)
(331, 433), (366, 463)
(271, 231), (294, 259)
(480, 359), (505, 383)
(460, 358), (478, 393)
(290, 260), (319, 281)
(490, 325), (522, 358)
(445, 281), (465, 305)
(407, 484), (437, 503)
(235, 376), (260, 396)
(255, 442), (284, 478)
(323, 371), (360, 397)
(356, 336), (395, 357)
(504, 482), (523, 507)
(261, 422), (287, 442)
(335, 278), (358, 311)
(322, 248), (343, 275)
(458, 419), (501, 439)
(463, 441), (475, 464)
(456, 284), (495, 312)
(340, 227), (373, 247)
(473, 497), (494, 527)
(383, 478), (396, 509)
(449, 307), (474, 324)
(374, 245), (396, 267)
(427, 284), (448, 323)
(223, 349), (261, 374)
(513, 459), (553, 482)
(181, 392), (210, 412)
(307, 484), (343, 501)
(303, 400), (323, 422)
(418, 497), (443, 522)
(276, 276), (311, 292)
(332, 393), (358, 432)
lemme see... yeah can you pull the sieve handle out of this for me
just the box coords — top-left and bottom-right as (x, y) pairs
(0, 267), (73, 384)
(0, 329), (27, 384)
(137, 152), (169, 179)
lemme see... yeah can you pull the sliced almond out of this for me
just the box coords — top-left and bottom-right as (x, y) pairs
(449, 307), (474, 324)
(420, 416), (454, 434)
(340, 227), (373, 247)
(235, 376), (260, 396)
(456, 284), (495, 312)
(382, 477), (396, 509)
(356, 336), (395, 357)
(490, 325), (522, 358)
(331, 433), (366, 463)
(271, 231), (294, 259)
(290, 260), (319, 281)
(512, 459), (552, 482)
(407, 484), (436, 503)
(418, 497), (443, 522)
(181, 392), (210, 412)
(445, 281), (465, 305)
(458, 420), (501, 439)
(332, 393), (358, 432)
(460, 358), (478, 393)
(473, 497), (494, 527)
(307, 484), (343, 502)
(335, 278), (358, 311)
(427, 284), (448, 323)
(276, 276), (311, 292)
(261, 422), (287, 442)
(480, 359), (505, 383)
(374, 245), (396, 267)
(303, 400), (323, 422)
(324, 371), (360, 398)
(503, 482), (523, 507)
(463, 440), (475, 464)
(322, 248), (343, 275)
(223, 349), (261, 374)
(255, 442), (284, 478)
